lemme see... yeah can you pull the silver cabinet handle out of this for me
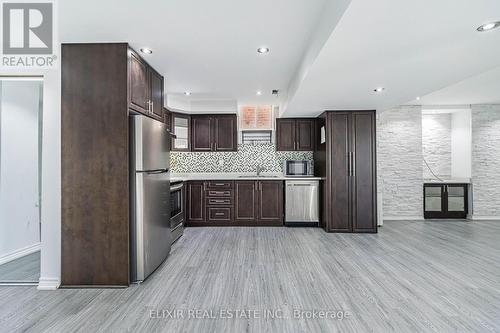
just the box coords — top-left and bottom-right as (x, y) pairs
(215, 212), (225, 216)
(348, 152), (352, 176)
(352, 151), (355, 177)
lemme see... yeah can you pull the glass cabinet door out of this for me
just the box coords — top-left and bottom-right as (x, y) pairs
(447, 185), (465, 212)
(171, 113), (190, 151)
(425, 186), (443, 212)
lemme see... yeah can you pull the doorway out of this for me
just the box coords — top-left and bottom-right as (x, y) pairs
(0, 78), (43, 285)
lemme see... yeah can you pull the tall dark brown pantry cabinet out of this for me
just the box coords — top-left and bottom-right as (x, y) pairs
(315, 111), (377, 233)
(62, 43), (165, 287)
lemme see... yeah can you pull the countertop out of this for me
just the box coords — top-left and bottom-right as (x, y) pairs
(423, 178), (472, 184)
(170, 172), (323, 182)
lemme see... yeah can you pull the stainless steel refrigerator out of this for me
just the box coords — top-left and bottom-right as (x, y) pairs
(130, 115), (171, 282)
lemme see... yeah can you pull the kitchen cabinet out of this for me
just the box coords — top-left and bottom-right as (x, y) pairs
(163, 107), (171, 130)
(276, 118), (315, 151)
(257, 181), (284, 223)
(191, 115), (212, 151)
(235, 181), (258, 222)
(128, 49), (164, 120)
(186, 182), (205, 223)
(62, 43), (166, 286)
(191, 114), (237, 152)
(171, 112), (190, 151)
(424, 183), (468, 219)
(315, 111), (377, 233)
(186, 180), (283, 226)
(149, 69), (164, 121)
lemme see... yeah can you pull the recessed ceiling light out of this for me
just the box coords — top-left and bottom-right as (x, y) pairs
(416, 96), (421, 100)
(184, 91), (191, 96)
(140, 48), (153, 54)
(257, 47), (270, 54)
(477, 21), (500, 32)
(256, 91), (262, 96)
(374, 87), (385, 93)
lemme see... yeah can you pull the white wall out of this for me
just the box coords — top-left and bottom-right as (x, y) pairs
(1, 66), (61, 289)
(422, 113), (452, 179)
(377, 106), (423, 220)
(0, 81), (41, 260)
(451, 110), (471, 179)
(471, 105), (500, 219)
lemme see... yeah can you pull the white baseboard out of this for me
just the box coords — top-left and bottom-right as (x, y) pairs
(37, 277), (60, 290)
(383, 216), (424, 221)
(0, 242), (41, 266)
(470, 215), (500, 221)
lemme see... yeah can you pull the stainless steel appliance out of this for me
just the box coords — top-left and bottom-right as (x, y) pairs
(283, 160), (314, 177)
(130, 115), (171, 282)
(170, 181), (184, 244)
(285, 180), (320, 226)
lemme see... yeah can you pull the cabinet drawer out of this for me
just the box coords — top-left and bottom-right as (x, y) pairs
(206, 181), (233, 189)
(207, 190), (232, 197)
(206, 198), (233, 206)
(207, 207), (232, 221)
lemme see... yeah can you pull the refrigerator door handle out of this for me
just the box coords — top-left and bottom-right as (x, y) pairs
(137, 168), (169, 174)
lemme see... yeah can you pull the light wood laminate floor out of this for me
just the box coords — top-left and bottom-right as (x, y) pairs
(0, 251), (40, 283)
(1, 221), (499, 332)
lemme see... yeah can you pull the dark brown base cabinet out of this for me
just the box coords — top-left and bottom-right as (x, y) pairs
(61, 43), (165, 287)
(424, 183), (468, 219)
(186, 180), (283, 226)
(315, 111), (377, 233)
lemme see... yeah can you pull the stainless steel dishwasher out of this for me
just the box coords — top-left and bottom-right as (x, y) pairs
(285, 180), (320, 226)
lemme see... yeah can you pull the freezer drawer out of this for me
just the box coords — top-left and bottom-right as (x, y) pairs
(131, 171), (171, 282)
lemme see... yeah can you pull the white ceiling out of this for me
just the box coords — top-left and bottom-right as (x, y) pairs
(284, 0), (500, 116)
(59, 0), (343, 108)
(417, 66), (500, 105)
(60, 0), (500, 115)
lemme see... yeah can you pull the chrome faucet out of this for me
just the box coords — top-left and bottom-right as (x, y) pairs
(256, 165), (264, 176)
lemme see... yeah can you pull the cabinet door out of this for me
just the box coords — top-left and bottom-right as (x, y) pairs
(235, 181), (258, 222)
(186, 182), (205, 223)
(276, 119), (296, 151)
(296, 119), (315, 151)
(149, 69), (163, 121)
(129, 51), (149, 114)
(171, 113), (190, 151)
(328, 113), (351, 232)
(258, 181), (283, 224)
(191, 116), (213, 151)
(163, 108), (171, 130)
(445, 184), (467, 218)
(214, 115), (237, 151)
(351, 112), (377, 232)
(424, 185), (445, 218)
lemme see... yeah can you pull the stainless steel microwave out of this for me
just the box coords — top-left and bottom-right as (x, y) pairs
(283, 160), (314, 177)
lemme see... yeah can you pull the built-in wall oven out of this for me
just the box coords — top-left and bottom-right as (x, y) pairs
(170, 181), (184, 244)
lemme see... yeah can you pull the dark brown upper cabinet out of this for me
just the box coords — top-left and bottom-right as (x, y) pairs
(191, 115), (213, 151)
(163, 107), (171, 131)
(276, 118), (315, 151)
(129, 51), (149, 114)
(191, 114), (237, 152)
(314, 111), (377, 233)
(170, 112), (191, 151)
(128, 48), (164, 120)
(149, 69), (164, 121)
(214, 115), (237, 151)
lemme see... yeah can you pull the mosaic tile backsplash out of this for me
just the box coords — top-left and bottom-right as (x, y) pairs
(170, 143), (313, 173)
